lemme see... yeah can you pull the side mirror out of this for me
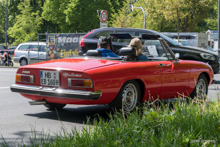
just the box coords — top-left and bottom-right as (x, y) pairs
(175, 53), (180, 60)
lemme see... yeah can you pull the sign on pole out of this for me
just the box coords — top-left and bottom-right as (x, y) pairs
(97, 10), (108, 28)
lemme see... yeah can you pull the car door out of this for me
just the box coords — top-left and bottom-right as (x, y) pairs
(159, 42), (190, 99)
(29, 45), (40, 64)
(38, 45), (46, 62)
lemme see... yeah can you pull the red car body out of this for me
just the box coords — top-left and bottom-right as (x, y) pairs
(12, 57), (213, 103)
(10, 36), (214, 112)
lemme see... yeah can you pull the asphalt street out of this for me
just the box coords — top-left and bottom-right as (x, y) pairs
(0, 68), (111, 145)
(0, 67), (220, 145)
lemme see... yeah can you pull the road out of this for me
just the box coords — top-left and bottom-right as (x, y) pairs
(0, 68), (220, 145)
(0, 68), (110, 145)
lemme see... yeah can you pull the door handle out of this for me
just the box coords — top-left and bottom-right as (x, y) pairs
(158, 63), (165, 67)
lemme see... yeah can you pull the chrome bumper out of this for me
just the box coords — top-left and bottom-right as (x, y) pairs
(10, 84), (102, 100)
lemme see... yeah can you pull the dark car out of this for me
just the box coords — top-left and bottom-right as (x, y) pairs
(0, 45), (6, 55)
(0, 45), (16, 55)
(80, 28), (219, 74)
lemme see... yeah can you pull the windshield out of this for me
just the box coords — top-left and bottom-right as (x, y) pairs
(0, 45), (5, 49)
(180, 40), (192, 46)
(155, 32), (182, 46)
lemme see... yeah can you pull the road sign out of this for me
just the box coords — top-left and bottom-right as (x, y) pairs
(48, 36), (55, 45)
(100, 10), (108, 22)
(100, 22), (108, 28)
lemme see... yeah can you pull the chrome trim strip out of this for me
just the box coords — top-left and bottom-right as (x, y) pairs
(10, 84), (102, 100)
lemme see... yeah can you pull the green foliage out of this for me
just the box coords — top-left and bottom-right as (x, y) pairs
(161, 0), (215, 32)
(0, 0), (218, 45)
(0, 0), (6, 44)
(8, 0), (43, 43)
(2, 99), (220, 146)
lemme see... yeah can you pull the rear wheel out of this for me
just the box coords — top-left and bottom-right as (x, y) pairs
(44, 102), (66, 110)
(8, 61), (13, 67)
(20, 59), (27, 66)
(190, 74), (208, 100)
(109, 80), (141, 113)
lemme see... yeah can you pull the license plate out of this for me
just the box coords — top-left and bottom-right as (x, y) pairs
(40, 71), (60, 87)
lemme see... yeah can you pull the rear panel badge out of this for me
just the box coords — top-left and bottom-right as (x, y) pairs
(63, 73), (82, 78)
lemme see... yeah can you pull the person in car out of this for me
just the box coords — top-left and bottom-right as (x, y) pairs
(128, 38), (149, 61)
(96, 36), (118, 57)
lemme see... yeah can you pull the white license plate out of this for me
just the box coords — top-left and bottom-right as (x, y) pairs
(40, 71), (60, 87)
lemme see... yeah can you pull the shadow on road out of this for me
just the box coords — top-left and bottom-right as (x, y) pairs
(24, 105), (112, 124)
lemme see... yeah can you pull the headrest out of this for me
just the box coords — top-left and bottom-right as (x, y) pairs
(86, 50), (102, 57)
(119, 47), (136, 56)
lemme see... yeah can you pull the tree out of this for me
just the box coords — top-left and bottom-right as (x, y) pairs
(42, 0), (127, 32)
(8, 0), (43, 43)
(0, 0), (6, 44)
(205, 0), (218, 30)
(111, 0), (176, 32)
(161, 0), (215, 32)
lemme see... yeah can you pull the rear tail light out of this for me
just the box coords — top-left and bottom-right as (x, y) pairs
(80, 31), (94, 47)
(16, 74), (34, 83)
(68, 78), (93, 88)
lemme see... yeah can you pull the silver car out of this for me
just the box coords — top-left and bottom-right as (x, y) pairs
(13, 42), (46, 66)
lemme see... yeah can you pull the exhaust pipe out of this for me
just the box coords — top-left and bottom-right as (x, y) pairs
(29, 100), (46, 105)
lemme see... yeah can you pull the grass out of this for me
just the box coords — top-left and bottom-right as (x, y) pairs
(1, 98), (220, 147)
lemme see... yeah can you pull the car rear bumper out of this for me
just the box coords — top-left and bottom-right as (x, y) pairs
(10, 84), (102, 100)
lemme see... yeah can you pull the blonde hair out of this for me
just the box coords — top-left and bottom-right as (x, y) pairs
(128, 38), (142, 56)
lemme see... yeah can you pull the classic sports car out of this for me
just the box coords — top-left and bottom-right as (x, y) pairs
(10, 34), (214, 113)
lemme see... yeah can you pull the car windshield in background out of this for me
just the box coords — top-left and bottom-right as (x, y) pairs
(180, 40), (192, 46)
(0, 45), (5, 49)
(157, 33), (182, 46)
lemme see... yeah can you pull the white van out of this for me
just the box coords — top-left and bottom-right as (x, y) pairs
(13, 42), (46, 66)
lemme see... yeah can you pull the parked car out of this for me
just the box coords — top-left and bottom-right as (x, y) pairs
(0, 45), (6, 55)
(11, 34), (214, 113)
(13, 42), (46, 66)
(80, 28), (219, 74)
(0, 45), (16, 55)
(8, 46), (17, 55)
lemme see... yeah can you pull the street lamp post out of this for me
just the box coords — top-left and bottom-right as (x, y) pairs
(130, 5), (146, 29)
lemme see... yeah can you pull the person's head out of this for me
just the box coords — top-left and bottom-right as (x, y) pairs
(98, 36), (110, 49)
(128, 38), (142, 56)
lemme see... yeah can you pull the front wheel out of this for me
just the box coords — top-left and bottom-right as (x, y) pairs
(109, 80), (141, 113)
(8, 61), (13, 67)
(44, 102), (66, 110)
(190, 74), (208, 100)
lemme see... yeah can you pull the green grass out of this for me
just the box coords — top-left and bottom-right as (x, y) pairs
(2, 98), (220, 147)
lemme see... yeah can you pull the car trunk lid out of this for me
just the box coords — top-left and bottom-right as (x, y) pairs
(21, 58), (120, 71)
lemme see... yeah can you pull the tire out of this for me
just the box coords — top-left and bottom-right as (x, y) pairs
(213, 68), (219, 74)
(8, 61), (13, 67)
(20, 58), (27, 66)
(190, 74), (208, 100)
(44, 102), (66, 110)
(109, 80), (141, 113)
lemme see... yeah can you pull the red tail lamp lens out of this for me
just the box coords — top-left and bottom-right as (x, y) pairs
(68, 78), (93, 88)
(16, 74), (34, 83)
(80, 31), (94, 47)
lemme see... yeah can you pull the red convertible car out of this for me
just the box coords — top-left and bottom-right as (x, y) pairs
(10, 34), (214, 113)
